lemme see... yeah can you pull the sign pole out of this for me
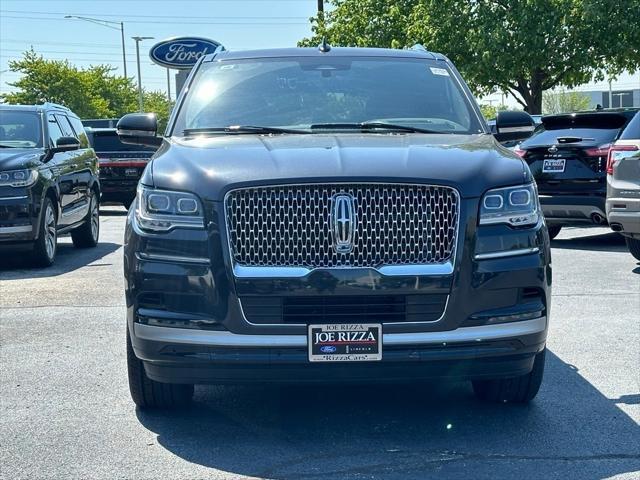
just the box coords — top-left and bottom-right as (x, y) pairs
(166, 68), (172, 102)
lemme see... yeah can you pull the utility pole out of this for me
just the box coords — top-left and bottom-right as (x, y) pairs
(317, 0), (324, 13)
(132, 36), (154, 112)
(120, 22), (127, 78)
(64, 16), (127, 78)
(608, 78), (613, 109)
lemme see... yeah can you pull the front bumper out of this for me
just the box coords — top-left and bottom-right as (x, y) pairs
(124, 196), (552, 385)
(131, 317), (546, 384)
(0, 193), (38, 244)
(539, 193), (606, 225)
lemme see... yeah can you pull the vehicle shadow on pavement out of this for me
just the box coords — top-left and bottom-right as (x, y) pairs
(0, 241), (120, 279)
(552, 231), (627, 252)
(136, 350), (640, 480)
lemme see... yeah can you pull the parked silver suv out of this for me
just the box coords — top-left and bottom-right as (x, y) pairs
(606, 112), (640, 260)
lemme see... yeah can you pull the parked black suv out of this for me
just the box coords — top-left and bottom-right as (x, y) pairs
(0, 103), (100, 266)
(119, 47), (551, 409)
(86, 127), (156, 209)
(515, 109), (638, 239)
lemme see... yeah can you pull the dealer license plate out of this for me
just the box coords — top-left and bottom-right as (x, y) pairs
(125, 168), (139, 177)
(542, 158), (566, 173)
(308, 323), (382, 362)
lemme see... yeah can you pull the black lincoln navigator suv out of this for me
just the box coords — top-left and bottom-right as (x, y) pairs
(0, 103), (100, 266)
(119, 46), (551, 409)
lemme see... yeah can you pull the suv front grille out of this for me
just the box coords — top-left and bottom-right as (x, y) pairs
(225, 184), (459, 269)
(241, 294), (448, 324)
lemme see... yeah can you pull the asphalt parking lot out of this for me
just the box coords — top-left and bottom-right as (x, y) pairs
(1, 207), (639, 480)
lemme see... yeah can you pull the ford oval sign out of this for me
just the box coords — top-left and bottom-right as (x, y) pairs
(320, 345), (337, 354)
(149, 37), (221, 70)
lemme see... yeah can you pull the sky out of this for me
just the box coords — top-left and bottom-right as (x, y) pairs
(1, 0), (638, 108)
(0, 0), (318, 99)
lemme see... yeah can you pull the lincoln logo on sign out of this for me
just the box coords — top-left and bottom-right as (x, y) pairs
(149, 37), (222, 70)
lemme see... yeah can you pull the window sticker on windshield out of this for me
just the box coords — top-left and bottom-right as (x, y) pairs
(430, 67), (450, 76)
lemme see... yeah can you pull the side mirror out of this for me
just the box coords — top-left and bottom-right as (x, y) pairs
(52, 136), (80, 152)
(116, 113), (162, 148)
(494, 111), (536, 144)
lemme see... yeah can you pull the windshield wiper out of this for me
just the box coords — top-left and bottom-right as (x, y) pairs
(309, 122), (441, 134)
(183, 125), (310, 135)
(0, 144), (17, 148)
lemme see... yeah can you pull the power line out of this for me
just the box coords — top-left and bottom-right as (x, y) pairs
(1, 15), (308, 25)
(1, 9), (309, 20)
(0, 39), (263, 50)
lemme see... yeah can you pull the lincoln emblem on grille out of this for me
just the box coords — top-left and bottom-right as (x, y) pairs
(331, 194), (355, 254)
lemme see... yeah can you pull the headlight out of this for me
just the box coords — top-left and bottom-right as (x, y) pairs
(135, 184), (204, 232)
(0, 169), (38, 187)
(479, 183), (540, 227)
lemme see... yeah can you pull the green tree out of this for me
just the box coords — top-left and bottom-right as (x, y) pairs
(301, 0), (640, 114)
(479, 103), (509, 120)
(142, 91), (174, 133)
(542, 89), (591, 114)
(1, 49), (138, 118)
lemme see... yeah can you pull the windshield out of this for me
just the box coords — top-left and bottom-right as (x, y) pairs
(0, 110), (42, 148)
(172, 57), (483, 135)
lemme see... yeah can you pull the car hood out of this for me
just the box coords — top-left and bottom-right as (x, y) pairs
(0, 148), (45, 171)
(147, 134), (528, 200)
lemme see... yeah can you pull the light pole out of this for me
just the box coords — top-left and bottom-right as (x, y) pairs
(132, 36), (154, 112)
(64, 15), (127, 78)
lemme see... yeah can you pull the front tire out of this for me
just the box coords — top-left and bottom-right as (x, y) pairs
(547, 225), (562, 240)
(31, 197), (57, 267)
(127, 330), (194, 409)
(472, 348), (546, 403)
(626, 237), (640, 261)
(71, 192), (99, 248)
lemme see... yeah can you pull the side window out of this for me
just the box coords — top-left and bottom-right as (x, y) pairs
(67, 115), (90, 148)
(47, 114), (65, 147)
(55, 114), (75, 138)
(620, 113), (640, 140)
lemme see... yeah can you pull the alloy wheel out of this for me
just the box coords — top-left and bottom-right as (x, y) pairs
(44, 204), (57, 260)
(90, 195), (99, 241)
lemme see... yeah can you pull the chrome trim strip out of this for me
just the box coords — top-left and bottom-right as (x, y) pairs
(0, 196), (28, 201)
(61, 202), (89, 218)
(383, 316), (546, 346)
(136, 252), (210, 265)
(498, 126), (535, 134)
(377, 262), (454, 276)
(237, 295), (450, 327)
(474, 247), (539, 261)
(117, 128), (156, 137)
(133, 316), (546, 347)
(0, 225), (32, 234)
(233, 261), (454, 278)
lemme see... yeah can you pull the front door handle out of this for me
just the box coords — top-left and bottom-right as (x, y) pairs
(84, 160), (93, 166)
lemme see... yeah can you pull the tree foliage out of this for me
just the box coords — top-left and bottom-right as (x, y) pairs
(479, 103), (509, 120)
(300, 0), (640, 114)
(1, 49), (172, 125)
(542, 89), (591, 114)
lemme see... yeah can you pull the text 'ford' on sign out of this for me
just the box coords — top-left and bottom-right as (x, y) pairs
(149, 37), (222, 70)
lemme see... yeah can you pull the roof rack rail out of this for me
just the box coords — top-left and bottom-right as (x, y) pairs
(409, 44), (428, 52)
(42, 102), (70, 111)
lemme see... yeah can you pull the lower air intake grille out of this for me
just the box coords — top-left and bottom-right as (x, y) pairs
(240, 294), (448, 324)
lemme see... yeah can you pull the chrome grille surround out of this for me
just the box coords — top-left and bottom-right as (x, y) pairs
(224, 183), (460, 271)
